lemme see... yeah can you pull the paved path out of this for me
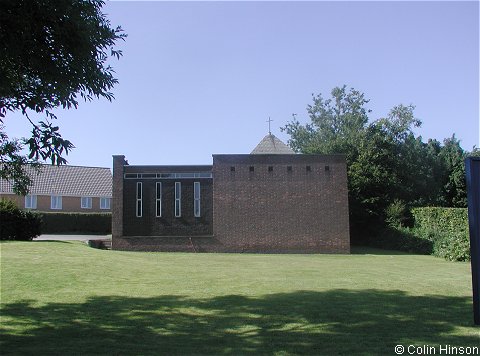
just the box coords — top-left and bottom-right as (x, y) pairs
(36, 234), (111, 241)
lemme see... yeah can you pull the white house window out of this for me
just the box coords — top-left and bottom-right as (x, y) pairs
(194, 182), (200, 217)
(81, 197), (92, 209)
(25, 195), (37, 209)
(100, 197), (111, 210)
(156, 182), (162, 217)
(136, 182), (142, 217)
(175, 182), (181, 217)
(51, 195), (62, 210)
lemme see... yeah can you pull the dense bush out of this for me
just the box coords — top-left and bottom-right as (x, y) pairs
(432, 231), (471, 262)
(411, 207), (470, 262)
(385, 200), (413, 228)
(376, 207), (470, 261)
(40, 212), (111, 235)
(371, 226), (433, 255)
(0, 199), (41, 240)
(411, 207), (468, 237)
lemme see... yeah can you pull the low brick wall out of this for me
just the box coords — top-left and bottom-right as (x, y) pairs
(113, 235), (349, 254)
(113, 236), (219, 252)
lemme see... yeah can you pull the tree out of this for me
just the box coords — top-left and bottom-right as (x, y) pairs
(0, 0), (126, 195)
(283, 86), (466, 243)
(439, 135), (467, 207)
(283, 87), (374, 241)
(347, 104), (425, 235)
(284, 85), (369, 163)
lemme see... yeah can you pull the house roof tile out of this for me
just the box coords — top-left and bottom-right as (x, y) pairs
(0, 164), (112, 197)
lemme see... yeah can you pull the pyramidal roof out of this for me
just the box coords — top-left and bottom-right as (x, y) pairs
(250, 134), (295, 154)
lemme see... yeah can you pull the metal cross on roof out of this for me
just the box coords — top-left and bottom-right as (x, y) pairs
(267, 117), (273, 135)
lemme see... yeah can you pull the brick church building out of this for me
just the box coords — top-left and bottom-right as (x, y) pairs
(112, 134), (350, 253)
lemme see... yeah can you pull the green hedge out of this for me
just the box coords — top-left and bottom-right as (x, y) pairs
(411, 207), (469, 237)
(372, 226), (433, 255)
(411, 207), (469, 261)
(377, 207), (470, 261)
(40, 212), (111, 235)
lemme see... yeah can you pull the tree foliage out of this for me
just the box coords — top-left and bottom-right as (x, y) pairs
(283, 86), (471, 243)
(0, 0), (126, 195)
(439, 135), (467, 207)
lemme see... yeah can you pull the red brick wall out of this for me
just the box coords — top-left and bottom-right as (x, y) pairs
(111, 154), (350, 253)
(212, 154), (350, 253)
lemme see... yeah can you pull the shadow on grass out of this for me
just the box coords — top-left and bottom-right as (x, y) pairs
(350, 246), (413, 255)
(1, 290), (478, 355)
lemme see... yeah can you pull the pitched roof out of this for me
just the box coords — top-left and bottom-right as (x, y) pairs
(250, 134), (295, 154)
(0, 164), (112, 197)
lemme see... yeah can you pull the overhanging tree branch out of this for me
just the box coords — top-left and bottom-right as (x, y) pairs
(0, 0), (126, 195)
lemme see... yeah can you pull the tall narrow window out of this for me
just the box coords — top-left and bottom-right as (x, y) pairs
(156, 182), (162, 217)
(136, 182), (142, 217)
(51, 195), (62, 210)
(194, 182), (201, 217)
(25, 195), (37, 209)
(175, 182), (181, 217)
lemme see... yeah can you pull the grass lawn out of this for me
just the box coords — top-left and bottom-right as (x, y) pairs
(1, 241), (478, 355)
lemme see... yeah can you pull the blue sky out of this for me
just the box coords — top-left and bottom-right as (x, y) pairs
(6, 0), (479, 168)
